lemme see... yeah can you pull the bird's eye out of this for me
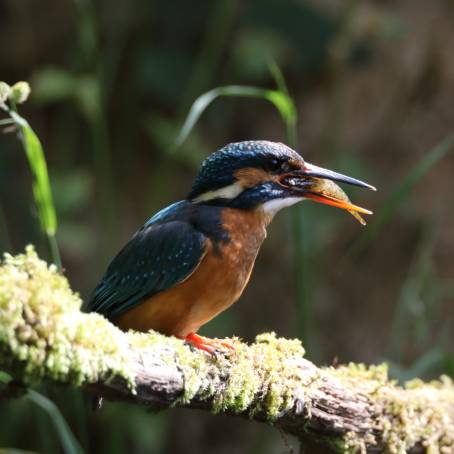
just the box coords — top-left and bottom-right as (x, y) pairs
(271, 158), (280, 168)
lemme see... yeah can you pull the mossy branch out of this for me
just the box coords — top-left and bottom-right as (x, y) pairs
(1, 248), (453, 453)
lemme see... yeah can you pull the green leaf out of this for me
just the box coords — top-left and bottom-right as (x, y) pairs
(175, 85), (295, 148)
(265, 90), (295, 126)
(6, 109), (61, 269)
(27, 390), (84, 454)
(9, 111), (57, 236)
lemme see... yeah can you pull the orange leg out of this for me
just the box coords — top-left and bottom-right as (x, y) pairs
(179, 332), (235, 354)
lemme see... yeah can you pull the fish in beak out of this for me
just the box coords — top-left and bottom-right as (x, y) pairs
(279, 162), (376, 225)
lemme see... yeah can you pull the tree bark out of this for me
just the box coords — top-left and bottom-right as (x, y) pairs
(81, 343), (453, 453)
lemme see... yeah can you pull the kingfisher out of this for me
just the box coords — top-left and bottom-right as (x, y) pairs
(86, 141), (375, 353)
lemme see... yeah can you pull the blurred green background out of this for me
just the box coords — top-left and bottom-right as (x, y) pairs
(1, 0), (454, 452)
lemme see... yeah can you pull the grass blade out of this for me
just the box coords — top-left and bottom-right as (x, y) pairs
(7, 110), (61, 269)
(175, 85), (295, 148)
(27, 390), (84, 454)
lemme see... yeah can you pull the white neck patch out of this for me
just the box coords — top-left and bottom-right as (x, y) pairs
(260, 197), (304, 217)
(192, 183), (305, 217)
(192, 181), (244, 203)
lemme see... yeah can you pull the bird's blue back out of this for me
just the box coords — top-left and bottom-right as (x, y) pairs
(86, 201), (215, 318)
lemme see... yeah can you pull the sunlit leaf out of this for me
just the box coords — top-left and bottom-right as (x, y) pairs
(9, 112), (57, 236)
(265, 90), (296, 126)
(7, 109), (61, 268)
(175, 85), (295, 148)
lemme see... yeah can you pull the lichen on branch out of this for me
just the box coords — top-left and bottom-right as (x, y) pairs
(0, 246), (133, 386)
(1, 247), (454, 454)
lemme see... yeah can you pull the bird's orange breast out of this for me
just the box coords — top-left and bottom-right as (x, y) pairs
(115, 208), (269, 336)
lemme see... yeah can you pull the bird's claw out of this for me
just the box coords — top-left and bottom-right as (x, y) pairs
(181, 332), (235, 355)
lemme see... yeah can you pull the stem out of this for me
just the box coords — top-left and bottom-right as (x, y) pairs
(48, 234), (62, 270)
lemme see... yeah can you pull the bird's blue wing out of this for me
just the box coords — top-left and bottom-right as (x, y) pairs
(86, 219), (207, 318)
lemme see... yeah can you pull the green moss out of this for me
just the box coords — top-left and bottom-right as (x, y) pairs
(128, 329), (309, 418)
(331, 362), (389, 384)
(376, 377), (454, 453)
(206, 332), (307, 418)
(0, 246), (134, 387)
(126, 328), (215, 404)
(128, 330), (309, 419)
(0, 248), (312, 422)
(327, 364), (454, 453)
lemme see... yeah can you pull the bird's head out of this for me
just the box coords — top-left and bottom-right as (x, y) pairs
(187, 141), (375, 223)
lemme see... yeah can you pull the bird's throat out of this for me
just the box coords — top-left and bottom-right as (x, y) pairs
(259, 197), (304, 219)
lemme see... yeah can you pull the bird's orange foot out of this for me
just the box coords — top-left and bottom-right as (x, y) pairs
(180, 332), (235, 354)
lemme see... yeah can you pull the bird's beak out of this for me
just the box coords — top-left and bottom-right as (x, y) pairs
(279, 162), (375, 224)
(303, 162), (376, 191)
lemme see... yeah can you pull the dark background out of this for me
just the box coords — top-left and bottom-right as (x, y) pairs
(1, 0), (453, 452)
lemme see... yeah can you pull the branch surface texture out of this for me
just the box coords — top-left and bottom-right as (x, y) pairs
(0, 247), (453, 453)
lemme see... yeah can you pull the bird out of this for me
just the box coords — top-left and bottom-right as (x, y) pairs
(86, 141), (375, 353)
